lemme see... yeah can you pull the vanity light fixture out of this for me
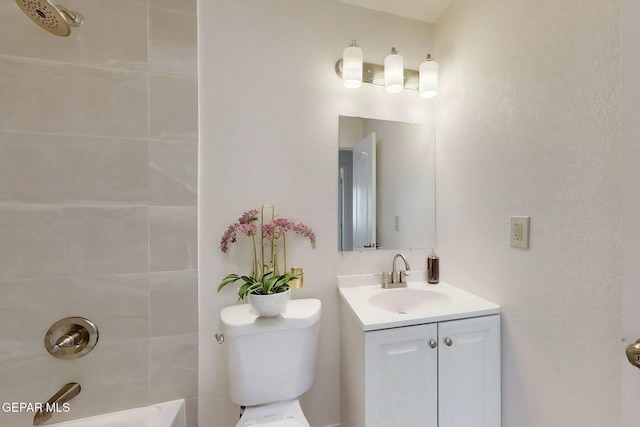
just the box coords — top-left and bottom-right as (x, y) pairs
(419, 53), (438, 98)
(342, 40), (363, 89)
(384, 47), (404, 94)
(334, 41), (437, 98)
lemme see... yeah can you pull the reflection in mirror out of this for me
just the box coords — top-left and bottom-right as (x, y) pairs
(338, 116), (435, 252)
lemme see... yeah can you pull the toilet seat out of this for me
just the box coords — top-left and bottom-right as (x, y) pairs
(235, 399), (309, 427)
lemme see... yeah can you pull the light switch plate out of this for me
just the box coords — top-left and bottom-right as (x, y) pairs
(510, 216), (530, 249)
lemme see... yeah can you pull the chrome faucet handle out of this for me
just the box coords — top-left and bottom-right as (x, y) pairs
(400, 270), (409, 283)
(381, 271), (392, 286)
(51, 330), (84, 353)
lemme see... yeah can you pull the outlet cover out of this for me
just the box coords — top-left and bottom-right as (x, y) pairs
(510, 216), (530, 249)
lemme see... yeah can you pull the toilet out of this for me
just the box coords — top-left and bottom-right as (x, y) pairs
(220, 299), (321, 427)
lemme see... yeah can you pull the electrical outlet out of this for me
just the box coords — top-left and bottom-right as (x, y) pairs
(513, 223), (523, 241)
(510, 216), (530, 249)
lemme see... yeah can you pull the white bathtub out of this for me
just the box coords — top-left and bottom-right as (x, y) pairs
(48, 399), (186, 427)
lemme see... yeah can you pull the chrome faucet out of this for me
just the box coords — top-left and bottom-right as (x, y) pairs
(381, 253), (411, 288)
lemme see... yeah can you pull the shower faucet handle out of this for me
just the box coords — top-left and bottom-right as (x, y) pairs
(45, 317), (99, 360)
(50, 330), (84, 353)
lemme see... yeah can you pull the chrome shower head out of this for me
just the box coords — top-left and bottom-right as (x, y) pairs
(15, 0), (83, 37)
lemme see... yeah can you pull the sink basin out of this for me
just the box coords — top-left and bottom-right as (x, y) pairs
(338, 274), (501, 331)
(368, 288), (452, 314)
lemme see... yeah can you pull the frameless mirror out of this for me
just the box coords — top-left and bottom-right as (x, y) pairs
(338, 116), (435, 251)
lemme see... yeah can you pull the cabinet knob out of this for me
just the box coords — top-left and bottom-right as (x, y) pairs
(444, 337), (453, 347)
(429, 339), (437, 349)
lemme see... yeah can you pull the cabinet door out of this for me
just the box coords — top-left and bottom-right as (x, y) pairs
(438, 315), (501, 427)
(364, 323), (438, 427)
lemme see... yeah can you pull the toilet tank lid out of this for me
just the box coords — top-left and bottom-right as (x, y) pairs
(220, 299), (321, 337)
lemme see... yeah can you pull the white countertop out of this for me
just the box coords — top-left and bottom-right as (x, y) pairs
(338, 272), (500, 331)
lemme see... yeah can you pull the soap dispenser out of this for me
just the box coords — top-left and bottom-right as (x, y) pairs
(427, 253), (439, 284)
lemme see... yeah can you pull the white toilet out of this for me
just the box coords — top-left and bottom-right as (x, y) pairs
(220, 299), (321, 427)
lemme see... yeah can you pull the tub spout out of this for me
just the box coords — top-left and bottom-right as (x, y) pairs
(33, 383), (81, 425)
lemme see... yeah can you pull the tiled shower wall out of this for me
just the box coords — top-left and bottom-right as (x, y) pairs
(0, 1), (198, 426)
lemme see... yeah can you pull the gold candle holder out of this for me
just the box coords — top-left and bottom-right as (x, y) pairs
(289, 267), (304, 289)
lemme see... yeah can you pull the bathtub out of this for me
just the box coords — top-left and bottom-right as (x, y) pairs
(48, 399), (186, 427)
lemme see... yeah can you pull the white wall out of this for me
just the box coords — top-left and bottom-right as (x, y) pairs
(198, 1), (434, 425)
(621, 0), (640, 424)
(435, 1), (621, 426)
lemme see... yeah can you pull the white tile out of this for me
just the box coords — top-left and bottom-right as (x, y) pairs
(0, 0), (148, 71)
(0, 57), (148, 139)
(0, 340), (150, 424)
(149, 75), (198, 142)
(1, 207), (149, 280)
(0, 205), (61, 239)
(0, 131), (148, 205)
(149, 140), (197, 206)
(185, 398), (198, 427)
(150, 206), (197, 272)
(150, 0), (197, 15)
(149, 9), (197, 77)
(0, 239), (37, 284)
(0, 274), (149, 351)
(149, 333), (198, 402)
(150, 270), (198, 337)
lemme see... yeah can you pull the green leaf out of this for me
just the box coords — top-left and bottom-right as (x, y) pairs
(238, 282), (252, 300)
(217, 274), (241, 292)
(224, 269), (295, 297)
(247, 282), (262, 295)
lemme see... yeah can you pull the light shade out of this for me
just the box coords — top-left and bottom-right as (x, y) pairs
(419, 54), (438, 99)
(343, 40), (363, 89)
(384, 47), (404, 94)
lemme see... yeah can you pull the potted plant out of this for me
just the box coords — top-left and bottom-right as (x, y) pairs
(218, 205), (316, 316)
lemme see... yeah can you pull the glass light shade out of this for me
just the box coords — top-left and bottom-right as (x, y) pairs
(384, 48), (404, 94)
(343, 41), (363, 89)
(419, 55), (438, 99)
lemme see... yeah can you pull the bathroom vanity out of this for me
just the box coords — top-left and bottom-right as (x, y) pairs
(338, 274), (501, 427)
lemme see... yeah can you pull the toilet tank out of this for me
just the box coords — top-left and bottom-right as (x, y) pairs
(220, 299), (321, 406)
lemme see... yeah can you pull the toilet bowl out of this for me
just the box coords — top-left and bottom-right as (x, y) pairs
(220, 299), (321, 427)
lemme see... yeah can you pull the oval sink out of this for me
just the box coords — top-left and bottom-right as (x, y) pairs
(368, 288), (452, 314)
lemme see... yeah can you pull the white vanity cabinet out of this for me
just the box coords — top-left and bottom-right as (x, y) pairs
(436, 315), (501, 427)
(364, 322), (439, 427)
(341, 307), (501, 427)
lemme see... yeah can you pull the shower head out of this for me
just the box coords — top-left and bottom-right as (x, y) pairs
(15, 0), (83, 37)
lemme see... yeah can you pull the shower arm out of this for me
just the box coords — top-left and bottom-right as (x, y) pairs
(56, 5), (83, 27)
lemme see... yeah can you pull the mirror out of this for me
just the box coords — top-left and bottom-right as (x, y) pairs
(338, 116), (435, 252)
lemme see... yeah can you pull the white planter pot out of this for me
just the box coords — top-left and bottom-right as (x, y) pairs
(248, 289), (291, 317)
